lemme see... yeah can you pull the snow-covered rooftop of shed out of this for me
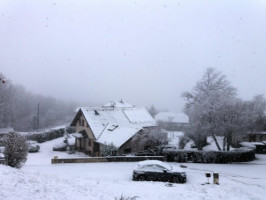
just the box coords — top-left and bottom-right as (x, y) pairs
(0, 127), (14, 134)
(155, 112), (189, 123)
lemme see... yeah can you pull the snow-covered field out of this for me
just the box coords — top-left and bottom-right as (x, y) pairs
(1, 137), (266, 200)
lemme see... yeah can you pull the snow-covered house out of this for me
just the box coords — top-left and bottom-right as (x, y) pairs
(70, 101), (157, 156)
(155, 112), (189, 131)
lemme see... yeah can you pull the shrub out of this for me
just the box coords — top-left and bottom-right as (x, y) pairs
(4, 132), (29, 168)
(101, 143), (118, 156)
(178, 136), (189, 149)
(26, 128), (65, 143)
(53, 142), (67, 151)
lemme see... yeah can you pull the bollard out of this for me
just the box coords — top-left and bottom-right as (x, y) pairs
(205, 172), (211, 184)
(213, 172), (219, 185)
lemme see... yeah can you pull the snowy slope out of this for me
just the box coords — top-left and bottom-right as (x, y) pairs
(1, 138), (266, 200)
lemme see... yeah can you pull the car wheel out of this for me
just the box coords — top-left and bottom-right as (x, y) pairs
(172, 176), (180, 183)
(138, 175), (146, 181)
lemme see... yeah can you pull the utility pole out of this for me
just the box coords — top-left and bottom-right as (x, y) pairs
(37, 103), (40, 132)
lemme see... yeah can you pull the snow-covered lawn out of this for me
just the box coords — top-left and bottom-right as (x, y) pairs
(1, 137), (266, 200)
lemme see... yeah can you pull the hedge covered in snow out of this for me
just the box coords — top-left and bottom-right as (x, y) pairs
(163, 149), (255, 163)
(26, 128), (65, 143)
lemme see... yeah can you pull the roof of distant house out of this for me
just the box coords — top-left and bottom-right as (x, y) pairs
(0, 128), (14, 135)
(102, 100), (134, 108)
(155, 112), (189, 123)
(71, 101), (157, 148)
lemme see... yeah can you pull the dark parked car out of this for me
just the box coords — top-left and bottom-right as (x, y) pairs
(132, 160), (186, 183)
(28, 141), (40, 153)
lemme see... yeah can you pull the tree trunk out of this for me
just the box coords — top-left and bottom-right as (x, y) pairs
(223, 136), (226, 151)
(211, 131), (221, 151)
(226, 132), (232, 151)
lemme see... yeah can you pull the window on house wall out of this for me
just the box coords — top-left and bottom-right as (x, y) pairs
(81, 119), (85, 127)
(124, 148), (131, 154)
(88, 138), (92, 146)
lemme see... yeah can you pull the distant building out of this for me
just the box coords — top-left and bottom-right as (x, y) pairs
(155, 112), (189, 131)
(243, 132), (266, 143)
(70, 101), (158, 156)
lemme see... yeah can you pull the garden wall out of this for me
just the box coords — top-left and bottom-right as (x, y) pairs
(51, 156), (164, 164)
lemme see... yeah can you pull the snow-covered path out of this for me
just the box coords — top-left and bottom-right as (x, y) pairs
(1, 138), (266, 200)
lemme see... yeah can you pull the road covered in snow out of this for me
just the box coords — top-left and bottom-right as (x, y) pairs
(1, 138), (266, 200)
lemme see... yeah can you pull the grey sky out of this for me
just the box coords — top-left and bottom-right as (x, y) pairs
(1, 0), (266, 111)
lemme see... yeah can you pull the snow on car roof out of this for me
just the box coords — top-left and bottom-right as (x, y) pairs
(137, 160), (172, 171)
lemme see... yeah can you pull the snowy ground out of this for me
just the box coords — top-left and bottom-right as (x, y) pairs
(1, 137), (266, 200)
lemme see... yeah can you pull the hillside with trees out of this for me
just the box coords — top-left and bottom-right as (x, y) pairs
(0, 73), (76, 131)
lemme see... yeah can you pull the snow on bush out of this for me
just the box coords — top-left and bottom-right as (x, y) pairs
(4, 132), (28, 168)
(101, 143), (118, 156)
(53, 135), (75, 152)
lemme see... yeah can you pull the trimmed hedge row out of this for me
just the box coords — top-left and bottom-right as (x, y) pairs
(26, 128), (65, 143)
(162, 149), (255, 163)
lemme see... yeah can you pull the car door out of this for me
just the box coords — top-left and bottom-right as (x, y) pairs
(144, 165), (157, 181)
(152, 165), (169, 181)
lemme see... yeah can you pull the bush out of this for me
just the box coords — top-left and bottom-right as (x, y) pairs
(163, 149), (255, 163)
(53, 142), (67, 151)
(4, 132), (29, 168)
(26, 128), (65, 143)
(101, 143), (118, 156)
(178, 136), (189, 149)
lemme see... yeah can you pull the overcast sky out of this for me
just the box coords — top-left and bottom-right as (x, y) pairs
(1, 0), (266, 111)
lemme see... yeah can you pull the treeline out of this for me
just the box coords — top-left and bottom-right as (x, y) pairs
(0, 73), (77, 131)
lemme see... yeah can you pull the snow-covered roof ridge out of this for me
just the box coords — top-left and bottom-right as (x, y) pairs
(155, 112), (189, 123)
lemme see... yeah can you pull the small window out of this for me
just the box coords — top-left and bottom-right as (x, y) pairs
(108, 125), (118, 131)
(124, 148), (131, 154)
(81, 119), (85, 127)
(88, 138), (92, 146)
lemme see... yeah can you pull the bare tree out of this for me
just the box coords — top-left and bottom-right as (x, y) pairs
(4, 131), (29, 168)
(182, 68), (237, 151)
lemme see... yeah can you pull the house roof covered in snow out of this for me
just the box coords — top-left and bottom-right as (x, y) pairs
(0, 128), (14, 135)
(155, 112), (189, 123)
(71, 103), (157, 148)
